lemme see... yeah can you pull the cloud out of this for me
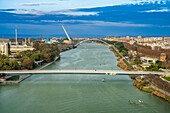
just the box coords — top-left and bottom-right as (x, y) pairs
(8, 10), (44, 15)
(16, 0), (168, 10)
(58, 11), (99, 16)
(6, 9), (99, 16)
(41, 20), (58, 23)
(129, 0), (167, 5)
(143, 9), (170, 13)
(18, 2), (57, 6)
(41, 19), (151, 27)
(88, 21), (151, 27)
(1, 2), (169, 28)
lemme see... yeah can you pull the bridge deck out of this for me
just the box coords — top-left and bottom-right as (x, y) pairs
(79, 45), (107, 46)
(0, 70), (168, 75)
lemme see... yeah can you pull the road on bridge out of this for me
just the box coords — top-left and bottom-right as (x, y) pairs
(0, 70), (168, 76)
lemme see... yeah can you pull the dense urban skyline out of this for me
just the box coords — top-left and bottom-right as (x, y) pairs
(0, 0), (169, 37)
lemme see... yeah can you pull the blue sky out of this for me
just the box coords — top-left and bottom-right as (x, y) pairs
(0, 0), (169, 37)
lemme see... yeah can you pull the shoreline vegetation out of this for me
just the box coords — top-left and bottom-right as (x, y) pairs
(0, 42), (75, 85)
(108, 41), (170, 102)
(1, 56), (61, 85)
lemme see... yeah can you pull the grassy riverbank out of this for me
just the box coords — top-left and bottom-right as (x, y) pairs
(163, 77), (170, 81)
(109, 46), (133, 71)
(108, 41), (170, 103)
(133, 78), (170, 102)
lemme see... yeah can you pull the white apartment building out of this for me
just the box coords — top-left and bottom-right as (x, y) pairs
(0, 39), (10, 56)
(0, 42), (9, 56)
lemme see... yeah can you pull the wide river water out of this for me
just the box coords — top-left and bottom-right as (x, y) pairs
(0, 43), (169, 113)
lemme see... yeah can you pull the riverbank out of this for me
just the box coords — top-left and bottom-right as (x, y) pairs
(133, 79), (170, 102)
(38, 56), (60, 70)
(1, 75), (31, 84)
(0, 45), (75, 85)
(109, 44), (170, 103)
(109, 46), (130, 71)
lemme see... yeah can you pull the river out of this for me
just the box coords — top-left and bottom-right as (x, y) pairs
(0, 43), (169, 113)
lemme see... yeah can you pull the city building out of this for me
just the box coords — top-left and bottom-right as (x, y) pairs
(63, 40), (72, 44)
(160, 53), (166, 62)
(141, 63), (151, 69)
(46, 38), (50, 44)
(126, 36), (130, 39)
(129, 40), (136, 45)
(25, 37), (27, 44)
(50, 38), (59, 43)
(41, 38), (45, 43)
(0, 38), (10, 56)
(137, 36), (142, 39)
(104, 37), (115, 41)
(140, 57), (158, 64)
(10, 45), (34, 56)
(9, 28), (35, 56)
(128, 50), (137, 56)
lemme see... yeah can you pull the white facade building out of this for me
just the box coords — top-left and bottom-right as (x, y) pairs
(140, 57), (158, 64)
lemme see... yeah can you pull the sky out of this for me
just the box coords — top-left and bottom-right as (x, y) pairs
(0, 0), (170, 38)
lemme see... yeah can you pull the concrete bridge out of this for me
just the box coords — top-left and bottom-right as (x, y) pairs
(78, 44), (107, 46)
(0, 70), (169, 76)
(75, 39), (111, 47)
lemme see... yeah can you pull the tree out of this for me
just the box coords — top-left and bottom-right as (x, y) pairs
(8, 60), (20, 70)
(43, 53), (50, 63)
(156, 61), (162, 66)
(0, 59), (7, 70)
(23, 58), (33, 70)
(33, 42), (40, 50)
(20, 56), (29, 63)
(31, 53), (40, 61)
(0, 54), (8, 59)
(134, 60), (142, 66)
(123, 42), (136, 51)
(136, 53), (140, 59)
(129, 53), (133, 59)
(121, 49), (128, 56)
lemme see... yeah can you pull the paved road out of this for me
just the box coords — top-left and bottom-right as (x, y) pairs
(150, 83), (170, 97)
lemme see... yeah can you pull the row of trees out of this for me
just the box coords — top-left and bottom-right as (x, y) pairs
(146, 74), (170, 93)
(124, 42), (161, 59)
(0, 54), (20, 70)
(145, 61), (165, 71)
(123, 43), (136, 51)
(124, 42), (170, 61)
(105, 41), (128, 57)
(134, 60), (142, 66)
(115, 42), (128, 56)
(137, 48), (161, 59)
(15, 43), (61, 70)
(135, 44), (151, 49)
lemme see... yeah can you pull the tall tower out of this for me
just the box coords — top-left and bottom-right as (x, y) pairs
(41, 33), (42, 41)
(162, 36), (164, 41)
(28, 38), (30, 44)
(62, 25), (72, 41)
(25, 37), (27, 44)
(15, 26), (18, 45)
